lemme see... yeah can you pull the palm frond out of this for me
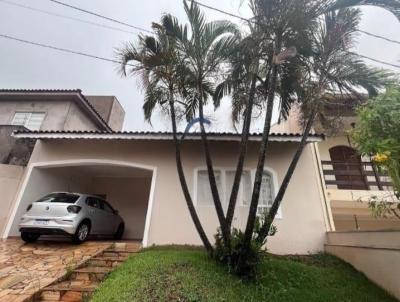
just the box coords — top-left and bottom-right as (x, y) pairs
(115, 42), (142, 76)
(143, 83), (169, 122)
(327, 0), (400, 21)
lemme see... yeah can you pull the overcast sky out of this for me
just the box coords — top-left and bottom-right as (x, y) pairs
(0, 0), (399, 131)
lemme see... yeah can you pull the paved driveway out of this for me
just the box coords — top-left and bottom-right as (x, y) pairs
(0, 239), (111, 302)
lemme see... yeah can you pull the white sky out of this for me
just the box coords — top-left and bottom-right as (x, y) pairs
(0, 0), (399, 131)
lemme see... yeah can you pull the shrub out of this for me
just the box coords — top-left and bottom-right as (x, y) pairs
(214, 217), (277, 279)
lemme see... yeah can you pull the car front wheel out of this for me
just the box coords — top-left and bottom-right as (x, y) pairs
(72, 221), (90, 244)
(21, 232), (40, 243)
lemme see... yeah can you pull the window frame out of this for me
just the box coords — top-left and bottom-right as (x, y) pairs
(193, 167), (225, 208)
(85, 197), (100, 209)
(11, 111), (46, 130)
(193, 166), (282, 219)
(100, 199), (116, 214)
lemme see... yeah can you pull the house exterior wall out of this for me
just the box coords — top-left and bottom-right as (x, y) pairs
(63, 102), (99, 131)
(0, 125), (35, 165)
(326, 230), (400, 300)
(7, 167), (94, 236)
(317, 134), (399, 231)
(91, 177), (150, 239)
(328, 189), (400, 231)
(0, 164), (24, 236)
(85, 96), (125, 131)
(6, 139), (330, 254)
(5, 166), (151, 239)
(0, 100), (100, 131)
(318, 135), (351, 161)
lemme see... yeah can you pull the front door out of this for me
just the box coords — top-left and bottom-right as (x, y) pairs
(329, 146), (368, 190)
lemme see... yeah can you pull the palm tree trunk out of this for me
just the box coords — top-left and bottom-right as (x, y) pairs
(242, 36), (282, 248)
(169, 100), (214, 254)
(256, 109), (317, 244)
(226, 71), (258, 228)
(197, 94), (230, 244)
(242, 63), (278, 247)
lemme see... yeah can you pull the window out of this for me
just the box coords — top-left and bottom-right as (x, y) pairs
(197, 170), (222, 206)
(11, 112), (45, 130)
(258, 172), (275, 216)
(195, 169), (279, 217)
(102, 201), (115, 214)
(35, 193), (79, 204)
(86, 197), (100, 209)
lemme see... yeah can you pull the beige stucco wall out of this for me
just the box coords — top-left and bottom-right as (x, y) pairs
(6, 166), (151, 239)
(0, 164), (24, 236)
(6, 139), (329, 254)
(91, 177), (150, 239)
(7, 167), (93, 236)
(86, 96), (125, 131)
(64, 102), (99, 131)
(326, 231), (400, 299)
(318, 135), (351, 161)
(328, 190), (400, 231)
(0, 100), (100, 131)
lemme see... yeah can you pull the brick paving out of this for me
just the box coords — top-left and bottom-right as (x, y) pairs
(0, 239), (111, 302)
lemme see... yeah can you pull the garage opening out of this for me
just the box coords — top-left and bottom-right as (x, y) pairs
(7, 161), (154, 242)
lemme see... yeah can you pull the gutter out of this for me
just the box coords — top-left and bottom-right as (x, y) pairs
(12, 132), (324, 142)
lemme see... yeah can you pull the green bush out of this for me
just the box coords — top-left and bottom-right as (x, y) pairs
(214, 217), (277, 278)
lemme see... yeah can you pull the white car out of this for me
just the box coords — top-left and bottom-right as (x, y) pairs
(19, 192), (125, 243)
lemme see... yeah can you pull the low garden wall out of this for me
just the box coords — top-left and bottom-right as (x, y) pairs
(0, 164), (24, 237)
(325, 230), (400, 300)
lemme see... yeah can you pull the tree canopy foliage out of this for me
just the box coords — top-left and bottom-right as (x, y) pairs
(351, 86), (400, 197)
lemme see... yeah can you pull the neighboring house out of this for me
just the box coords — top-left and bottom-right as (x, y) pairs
(0, 89), (124, 132)
(315, 96), (400, 231)
(0, 89), (125, 236)
(0, 89), (125, 166)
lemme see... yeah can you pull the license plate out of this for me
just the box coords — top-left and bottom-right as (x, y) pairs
(34, 220), (49, 226)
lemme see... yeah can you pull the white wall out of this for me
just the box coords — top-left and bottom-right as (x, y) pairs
(11, 139), (330, 255)
(7, 167), (152, 239)
(8, 167), (92, 235)
(0, 164), (24, 237)
(92, 177), (150, 239)
(326, 231), (400, 300)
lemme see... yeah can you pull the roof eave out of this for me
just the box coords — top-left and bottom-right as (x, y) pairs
(12, 132), (324, 142)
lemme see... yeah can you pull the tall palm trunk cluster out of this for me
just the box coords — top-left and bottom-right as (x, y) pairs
(118, 0), (398, 277)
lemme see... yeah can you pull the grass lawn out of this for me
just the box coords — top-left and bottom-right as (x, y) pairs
(91, 246), (396, 302)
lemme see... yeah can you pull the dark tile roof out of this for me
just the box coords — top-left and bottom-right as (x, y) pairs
(12, 129), (325, 142)
(0, 89), (81, 93)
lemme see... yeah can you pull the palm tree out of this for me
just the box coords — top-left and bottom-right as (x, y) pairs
(213, 28), (265, 230)
(255, 6), (395, 243)
(116, 21), (214, 254)
(162, 0), (240, 244)
(241, 0), (396, 249)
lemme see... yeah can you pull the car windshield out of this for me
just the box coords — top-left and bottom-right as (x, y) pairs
(35, 193), (79, 204)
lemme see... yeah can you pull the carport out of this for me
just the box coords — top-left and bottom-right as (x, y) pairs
(4, 160), (156, 245)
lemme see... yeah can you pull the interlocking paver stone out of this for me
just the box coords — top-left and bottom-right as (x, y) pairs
(0, 239), (111, 302)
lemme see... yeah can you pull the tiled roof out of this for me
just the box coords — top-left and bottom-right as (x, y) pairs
(0, 89), (112, 132)
(13, 130), (325, 142)
(0, 89), (81, 93)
